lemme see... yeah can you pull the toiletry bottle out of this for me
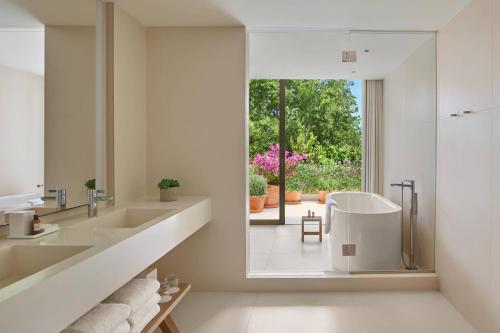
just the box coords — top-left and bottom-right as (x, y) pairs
(32, 214), (42, 235)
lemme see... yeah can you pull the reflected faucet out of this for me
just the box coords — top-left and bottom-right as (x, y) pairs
(42, 189), (67, 210)
(87, 189), (114, 217)
(391, 180), (418, 270)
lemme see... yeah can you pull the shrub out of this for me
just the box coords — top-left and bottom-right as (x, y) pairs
(249, 174), (268, 196)
(288, 161), (361, 193)
(285, 175), (303, 192)
(289, 163), (320, 193)
(252, 144), (307, 185)
(158, 178), (180, 189)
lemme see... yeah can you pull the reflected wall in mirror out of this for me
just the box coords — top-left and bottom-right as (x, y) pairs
(0, 0), (97, 216)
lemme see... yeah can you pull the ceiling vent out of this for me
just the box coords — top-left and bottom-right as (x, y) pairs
(342, 50), (357, 63)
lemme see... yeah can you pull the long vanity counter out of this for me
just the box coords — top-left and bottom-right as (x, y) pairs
(0, 196), (211, 333)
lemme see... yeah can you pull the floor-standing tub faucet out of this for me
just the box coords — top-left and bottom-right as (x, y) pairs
(390, 180), (418, 270)
(87, 189), (114, 217)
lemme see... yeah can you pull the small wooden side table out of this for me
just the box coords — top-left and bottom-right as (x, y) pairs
(301, 215), (322, 242)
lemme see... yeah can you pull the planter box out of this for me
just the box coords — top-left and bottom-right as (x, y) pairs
(160, 188), (178, 202)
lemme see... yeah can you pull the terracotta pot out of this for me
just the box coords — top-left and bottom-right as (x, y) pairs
(160, 188), (178, 202)
(250, 195), (267, 213)
(264, 185), (279, 208)
(285, 191), (302, 204)
(318, 190), (328, 204)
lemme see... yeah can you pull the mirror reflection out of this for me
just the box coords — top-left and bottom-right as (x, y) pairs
(0, 0), (97, 217)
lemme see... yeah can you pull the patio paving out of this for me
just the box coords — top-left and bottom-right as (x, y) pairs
(249, 200), (326, 224)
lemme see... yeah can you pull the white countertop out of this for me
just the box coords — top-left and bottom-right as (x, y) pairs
(0, 195), (211, 333)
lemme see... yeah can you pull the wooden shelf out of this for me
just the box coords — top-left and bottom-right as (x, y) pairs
(142, 282), (191, 333)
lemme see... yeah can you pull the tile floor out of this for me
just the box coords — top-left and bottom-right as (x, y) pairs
(250, 225), (336, 273)
(171, 291), (477, 333)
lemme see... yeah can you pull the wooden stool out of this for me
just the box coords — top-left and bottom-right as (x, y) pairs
(301, 216), (322, 242)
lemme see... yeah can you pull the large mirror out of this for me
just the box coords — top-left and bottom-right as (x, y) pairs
(0, 0), (98, 217)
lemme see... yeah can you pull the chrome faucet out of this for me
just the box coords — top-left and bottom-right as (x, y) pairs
(43, 189), (67, 210)
(87, 189), (114, 217)
(391, 179), (418, 270)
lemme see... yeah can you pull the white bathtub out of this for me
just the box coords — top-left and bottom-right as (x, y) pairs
(328, 192), (402, 271)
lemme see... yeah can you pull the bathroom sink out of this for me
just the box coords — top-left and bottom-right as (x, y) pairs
(95, 208), (173, 229)
(0, 245), (92, 288)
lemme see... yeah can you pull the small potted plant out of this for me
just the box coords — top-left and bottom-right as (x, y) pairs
(285, 176), (302, 204)
(249, 174), (268, 213)
(158, 178), (180, 202)
(85, 178), (96, 190)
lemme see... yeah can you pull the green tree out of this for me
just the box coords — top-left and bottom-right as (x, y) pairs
(249, 79), (361, 165)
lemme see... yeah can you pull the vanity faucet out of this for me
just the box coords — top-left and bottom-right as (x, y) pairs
(87, 189), (114, 217)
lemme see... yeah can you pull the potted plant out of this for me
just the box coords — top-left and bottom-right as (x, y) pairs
(317, 178), (335, 204)
(252, 144), (306, 208)
(252, 144), (280, 208)
(249, 174), (268, 213)
(84, 178), (96, 190)
(158, 178), (180, 202)
(285, 176), (302, 204)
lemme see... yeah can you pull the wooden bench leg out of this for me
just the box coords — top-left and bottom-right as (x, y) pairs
(301, 220), (304, 242)
(319, 220), (322, 242)
(159, 315), (180, 333)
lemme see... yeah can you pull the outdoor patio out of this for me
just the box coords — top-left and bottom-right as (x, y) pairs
(249, 200), (326, 225)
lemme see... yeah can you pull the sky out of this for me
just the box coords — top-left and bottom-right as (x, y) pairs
(351, 80), (362, 116)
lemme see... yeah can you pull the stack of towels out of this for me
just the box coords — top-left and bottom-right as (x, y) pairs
(104, 278), (161, 333)
(62, 303), (132, 333)
(62, 278), (161, 333)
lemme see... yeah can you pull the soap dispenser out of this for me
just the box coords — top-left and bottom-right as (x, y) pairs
(31, 214), (42, 235)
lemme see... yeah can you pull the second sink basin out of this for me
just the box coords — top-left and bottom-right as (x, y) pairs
(0, 245), (92, 289)
(95, 208), (173, 229)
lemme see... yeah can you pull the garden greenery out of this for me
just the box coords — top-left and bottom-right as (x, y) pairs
(158, 178), (180, 189)
(249, 174), (268, 197)
(249, 79), (362, 192)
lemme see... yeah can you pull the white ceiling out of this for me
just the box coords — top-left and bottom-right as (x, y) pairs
(249, 31), (435, 80)
(116, 0), (469, 30)
(0, 0), (95, 27)
(1, 0), (470, 30)
(0, 30), (44, 75)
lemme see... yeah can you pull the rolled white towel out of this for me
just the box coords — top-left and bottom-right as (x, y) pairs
(325, 197), (337, 234)
(128, 293), (161, 327)
(104, 278), (160, 313)
(62, 303), (131, 333)
(111, 321), (130, 333)
(130, 303), (160, 333)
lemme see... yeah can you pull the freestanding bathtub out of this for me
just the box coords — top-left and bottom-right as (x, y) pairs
(327, 192), (402, 271)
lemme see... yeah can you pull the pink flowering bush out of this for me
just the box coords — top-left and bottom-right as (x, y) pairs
(252, 144), (307, 186)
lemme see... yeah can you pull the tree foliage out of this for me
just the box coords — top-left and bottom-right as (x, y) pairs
(249, 79), (361, 165)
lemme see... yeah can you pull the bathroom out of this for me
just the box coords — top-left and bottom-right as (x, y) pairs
(0, 0), (498, 332)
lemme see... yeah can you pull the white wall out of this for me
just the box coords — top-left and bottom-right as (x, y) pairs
(113, 5), (147, 204)
(146, 27), (248, 289)
(383, 36), (436, 270)
(0, 64), (44, 197)
(45, 26), (95, 207)
(437, 0), (500, 331)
